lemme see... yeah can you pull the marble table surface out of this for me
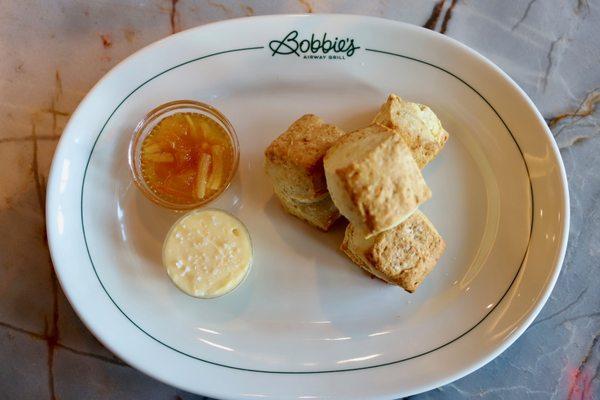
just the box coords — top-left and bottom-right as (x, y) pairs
(1, 0), (599, 399)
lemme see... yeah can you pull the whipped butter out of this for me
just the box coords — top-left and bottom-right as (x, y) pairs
(162, 209), (252, 298)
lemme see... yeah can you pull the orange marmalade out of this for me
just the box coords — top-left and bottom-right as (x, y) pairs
(140, 112), (235, 205)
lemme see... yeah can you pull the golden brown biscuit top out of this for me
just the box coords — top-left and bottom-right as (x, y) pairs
(265, 114), (346, 169)
(373, 94), (443, 137)
(331, 125), (431, 235)
(367, 210), (445, 291)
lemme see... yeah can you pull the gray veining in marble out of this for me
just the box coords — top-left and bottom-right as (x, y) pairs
(0, 0), (598, 399)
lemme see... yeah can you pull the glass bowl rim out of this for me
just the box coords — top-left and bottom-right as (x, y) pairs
(161, 207), (253, 299)
(128, 99), (240, 211)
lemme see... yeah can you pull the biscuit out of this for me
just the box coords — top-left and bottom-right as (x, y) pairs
(373, 94), (449, 168)
(265, 114), (346, 203)
(273, 186), (340, 231)
(341, 210), (445, 292)
(324, 124), (431, 238)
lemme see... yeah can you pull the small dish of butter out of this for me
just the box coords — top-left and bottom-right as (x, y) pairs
(162, 209), (252, 298)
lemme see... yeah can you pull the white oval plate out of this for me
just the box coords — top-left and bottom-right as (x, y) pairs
(46, 15), (569, 400)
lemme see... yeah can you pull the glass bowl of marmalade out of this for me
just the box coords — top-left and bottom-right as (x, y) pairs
(129, 100), (239, 210)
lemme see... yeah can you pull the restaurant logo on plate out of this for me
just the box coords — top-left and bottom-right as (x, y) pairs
(268, 30), (360, 60)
